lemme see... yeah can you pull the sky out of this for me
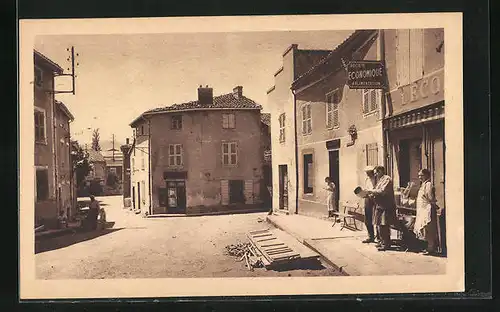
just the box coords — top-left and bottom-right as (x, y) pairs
(35, 30), (353, 147)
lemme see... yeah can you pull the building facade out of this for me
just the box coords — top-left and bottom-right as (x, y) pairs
(267, 44), (332, 215)
(34, 50), (76, 227)
(290, 30), (382, 220)
(129, 86), (267, 215)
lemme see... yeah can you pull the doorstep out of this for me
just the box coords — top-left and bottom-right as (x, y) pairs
(266, 214), (447, 276)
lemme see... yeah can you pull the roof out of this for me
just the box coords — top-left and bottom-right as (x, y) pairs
(291, 30), (377, 90)
(261, 113), (271, 127)
(34, 50), (64, 74)
(55, 100), (75, 121)
(87, 149), (106, 163)
(130, 91), (262, 127)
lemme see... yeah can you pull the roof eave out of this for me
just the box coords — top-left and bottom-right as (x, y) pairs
(34, 50), (64, 74)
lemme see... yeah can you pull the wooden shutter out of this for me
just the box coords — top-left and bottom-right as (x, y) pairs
(396, 29), (410, 86)
(244, 180), (254, 204)
(409, 29), (424, 82)
(363, 90), (369, 113)
(221, 180), (229, 205)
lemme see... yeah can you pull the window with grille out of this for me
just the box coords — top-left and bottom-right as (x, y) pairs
(171, 115), (182, 130)
(279, 113), (285, 143)
(301, 104), (312, 135)
(303, 154), (314, 194)
(34, 108), (46, 143)
(326, 90), (340, 129)
(366, 143), (379, 166)
(222, 113), (235, 129)
(222, 142), (238, 166)
(396, 29), (424, 86)
(362, 89), (380, 114)
(168, 144), (183, 166)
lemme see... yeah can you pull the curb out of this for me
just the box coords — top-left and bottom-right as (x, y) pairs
(266, 216), (349, 276)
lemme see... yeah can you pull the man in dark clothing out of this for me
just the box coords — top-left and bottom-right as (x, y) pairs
(88, 195), (100, 230)
(362, 166), (377, 243)
(367, 166), (398, 251)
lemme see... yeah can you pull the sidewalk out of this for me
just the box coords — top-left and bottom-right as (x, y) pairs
(35, 221), (81, 239)
(266, 213), (446, 276)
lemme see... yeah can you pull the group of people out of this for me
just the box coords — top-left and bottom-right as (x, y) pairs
(323, 165), (440, 255)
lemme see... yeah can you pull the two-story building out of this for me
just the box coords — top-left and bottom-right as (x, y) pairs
(34, 50), (76, 227)
(267, 44), (332, 215)
(288, 30), (381, 220)
(129, 86), (267, 216)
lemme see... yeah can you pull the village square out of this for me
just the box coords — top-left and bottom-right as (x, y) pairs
(33, 29), (447, 279)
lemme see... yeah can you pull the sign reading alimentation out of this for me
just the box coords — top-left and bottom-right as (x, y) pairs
(346, 60), (387, 89)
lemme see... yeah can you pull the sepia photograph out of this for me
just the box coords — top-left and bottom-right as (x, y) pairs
(19, 13), (464, 299)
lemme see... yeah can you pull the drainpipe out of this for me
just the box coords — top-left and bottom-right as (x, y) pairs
(292, 89), (299, 215)
(378, 29), (389, 171)
(141, 115), (152, 216)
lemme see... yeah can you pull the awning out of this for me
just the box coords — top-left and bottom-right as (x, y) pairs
(385, 102), (444, 130)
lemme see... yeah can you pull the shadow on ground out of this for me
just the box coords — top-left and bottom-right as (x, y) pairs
(269, 258), (327, 272)
(35, 222), (121, 254)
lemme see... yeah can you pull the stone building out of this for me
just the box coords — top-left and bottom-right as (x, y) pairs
(129, 86), (268, 215)
(266, 44), (332, 215)
(34, 50), (76, 226)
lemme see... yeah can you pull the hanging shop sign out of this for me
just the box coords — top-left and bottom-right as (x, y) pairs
(346, 60), (387, 89)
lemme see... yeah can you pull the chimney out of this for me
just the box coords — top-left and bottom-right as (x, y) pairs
(232, 86), (243, 99)
(198, 85), (213, 105)
(126, 138), (129, 145)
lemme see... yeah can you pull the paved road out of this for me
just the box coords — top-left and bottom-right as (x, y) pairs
(36, 196), (342, 279)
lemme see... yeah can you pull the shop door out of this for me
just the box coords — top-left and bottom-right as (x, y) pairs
(328, 150), (340, 210)
(166, 180), (186, 213)
(278, 165), (288, 210)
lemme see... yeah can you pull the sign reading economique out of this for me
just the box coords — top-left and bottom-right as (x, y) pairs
(347, 60), (387, 89)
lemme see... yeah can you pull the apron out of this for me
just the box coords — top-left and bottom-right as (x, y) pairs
(414, 180), (433, 239)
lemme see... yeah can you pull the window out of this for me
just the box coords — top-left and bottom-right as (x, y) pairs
(279, 113), (286, 143)
(222, 113), (235, 129)
(222, 142), (238, 166)
(109, 167), (117, 174)
(141, 152), (145, 170)
(366, 143), (379, 166)
(362, 89), (380, 114)
(303, 154), (313, 194)
(301, 104), (312, 135)
(326, 90), (340, 129)
(36, 168), (49, 201)
(34, 108), (46, 143)
(34, 66), (43, 88)
(168, 144), (183, 166)
(396, 29), (424, 86)
(171, 115), (182, 130)
(131, 158), (135, 171)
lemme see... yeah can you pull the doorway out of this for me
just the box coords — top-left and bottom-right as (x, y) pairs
(399, 138), (423, 187)
(229, 180), (245, 204)
(278, 165), (289, 210)
(166, 180), (186, 213)
(137, 182), (141, 211)
(328, 150), (340, 210)
(132, 186), (136, 210)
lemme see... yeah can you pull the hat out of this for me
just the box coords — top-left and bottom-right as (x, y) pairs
(364, 165), (375, 172)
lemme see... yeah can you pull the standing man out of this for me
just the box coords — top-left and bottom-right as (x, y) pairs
(414, 169), (439, 255)
(367, 166), (397, 251)
(362, 166), (378, 243)
(88, 195), (100, 230)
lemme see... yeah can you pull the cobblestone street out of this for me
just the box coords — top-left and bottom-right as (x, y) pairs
(36, 196), (341, 279)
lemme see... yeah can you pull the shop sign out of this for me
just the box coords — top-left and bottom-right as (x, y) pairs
(395, 69), (444, 110)
(346, 60), (387, 89)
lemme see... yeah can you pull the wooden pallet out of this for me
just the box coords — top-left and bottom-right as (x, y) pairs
(247, 229), (302, 268)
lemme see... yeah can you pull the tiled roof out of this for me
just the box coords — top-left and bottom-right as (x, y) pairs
(261, 113), (271, 126)
(34, 50), (64, 74)
(87, 149), (106, 163)
(131, 91), (262, 126)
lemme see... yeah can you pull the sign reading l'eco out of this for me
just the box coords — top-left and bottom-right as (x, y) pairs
(347, 60), (387, 89)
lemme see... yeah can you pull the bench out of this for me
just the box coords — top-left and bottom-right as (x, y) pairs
(331, 202), (360, 231)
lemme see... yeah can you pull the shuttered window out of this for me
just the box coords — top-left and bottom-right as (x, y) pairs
(302, 104), (312, 135)
(303, 154), (313, 194)
(221, 180), (229, 205)
(222, 113), (235, 129)
(222, 142), (237, 166)
(169, 144), (183, 166)
(366, 143), (379, 166)
(244, 180), (254, 204)
(397, 29), (424, 86)
(279, 113), (286, 142)
(362, 89), (380, 114)
(34, 108), (46, 143)
(326, 90), (340, 129)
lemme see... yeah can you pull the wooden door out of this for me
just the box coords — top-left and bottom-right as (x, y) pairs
(278, 165), (288, 210)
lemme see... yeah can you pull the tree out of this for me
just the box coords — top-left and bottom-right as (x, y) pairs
(71, 140), (91, 188)
(91, 128), (101, 151)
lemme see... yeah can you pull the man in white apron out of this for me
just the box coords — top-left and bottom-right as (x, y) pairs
(414, 169), (439, 255)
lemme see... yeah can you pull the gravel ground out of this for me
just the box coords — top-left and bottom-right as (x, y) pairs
(36, 196), (342, 279)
